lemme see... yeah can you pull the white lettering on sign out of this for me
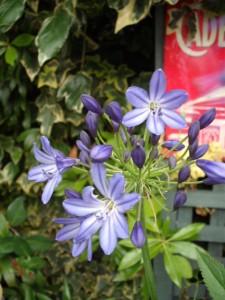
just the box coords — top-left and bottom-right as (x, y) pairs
(167, 10), (225, 57)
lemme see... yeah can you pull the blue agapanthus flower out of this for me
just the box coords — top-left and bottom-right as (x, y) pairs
(62, 163), (140, 255)
(28, 136), (76, 204)
(196, 160), (225, 184)
(122, 69), (188, 135)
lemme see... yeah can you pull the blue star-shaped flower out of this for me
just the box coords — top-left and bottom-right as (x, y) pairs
(122, 69), (188, 135)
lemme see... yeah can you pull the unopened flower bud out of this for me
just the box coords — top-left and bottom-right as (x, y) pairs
(188, 121), (200, 145)
(150, 147), (158, 160)
(119, 129), (127, 146)
(173, 191), (187, 210)
(81, 94), (103, 115)
(130, 221), (146, 248)
(162, 140), (185, 151)
(189, 139), (198, 157)
(90, 145), (113, 163)
(105, 101), (123, 124)
(178, 165), (190, 183)
(130, 135), (138, 146)
(111, 120), (120, 132)
(131, 142), (146, 168)
(86, 111), (99, 138)
(123, 150), (131, 163)
(80, 131), (91, 148)
(199, 108), (216, 129)
(168, 155), (177, 169)
(191, 144), (209, 159)
(76, 140), (90, 153)
(151, 133), (160, 146)
(79, 150), (90, 165)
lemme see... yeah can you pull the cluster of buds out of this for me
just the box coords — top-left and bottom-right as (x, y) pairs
(28, 69), (224, 259)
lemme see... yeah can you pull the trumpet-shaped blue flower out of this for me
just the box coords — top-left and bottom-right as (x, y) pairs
(122, 69), (188, 135)
(54, 217), (93, 261)
(63, 163), (140, 255)
(28, 136), (76, 204)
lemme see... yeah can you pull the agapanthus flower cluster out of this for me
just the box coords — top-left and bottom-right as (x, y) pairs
(28, 69), (224, 260)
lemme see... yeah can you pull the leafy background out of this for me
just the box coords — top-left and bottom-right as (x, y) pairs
(0, 0), (225, 299)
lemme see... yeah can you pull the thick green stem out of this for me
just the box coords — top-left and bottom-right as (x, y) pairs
(141, 198), (158, 300)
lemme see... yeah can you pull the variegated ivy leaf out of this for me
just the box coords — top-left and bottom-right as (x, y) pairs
(57, 72), (92, 113)
(0, 0), (25, 33)
(21, 50), (40, 82)
(165, 0), (180, 4)
(36, 95), (65, 136)
(115, 0), (151, 33)
(38, 61), (58, 89)
(36, 2), (75, 66)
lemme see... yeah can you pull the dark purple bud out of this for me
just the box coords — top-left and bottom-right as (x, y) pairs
(150, 147), (158, 160)
(119, 129), (127, 146)
(130, 135), (138, 146)
(79, 150), (90, 165)
(191, 144), (209, 159)
(65, 189), (81, 199)
(178, 165), (190, 183)
(90, 144), (113, 163)
(86, 111), (99, 138)
(199, 108), (216, 129)
(105, 101), (123, 124)
(189, 139), (198, 157)
(131, 142), (146, 168)
(203, 177), (225, 185)
(123, 150), (131, 163)
(127, 127), (135, 134)
(168, 155), (177, 169)
(80, 131), (91, 148)
(173, 191), (187, 210)
(130, 221), (146, 248)
(188, 121), (200, 145)
(151, 133), (161, 146)
(111, 120), (120, 132)
(196, 159), (225, 181)
(56, 157), (76, 170)
(76, 140), (90, 153)
(162, 140), (185, 151)
(81, 94), (103, 115)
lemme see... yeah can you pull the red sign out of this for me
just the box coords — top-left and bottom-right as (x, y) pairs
(164, 1), (225, 150)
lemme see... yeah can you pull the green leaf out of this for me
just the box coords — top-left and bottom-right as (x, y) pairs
(169, 223), (205, 241)
(25, 257), (46, 269)
(5, 46), (18, 66)
(36, 3), (74, 66)
(169, 241), (205, 260)
(38, 61), (58, 88)
(113, 263), (142, 282)
(197, 250), (225, 299)
(57, 72), (92, 113)
(0, 213), (9, 237)
(12, 34), (35, 47)
(7, 146), (23, 165)
(13, 237), (32, 256)
(26, 235), (54, 252)
(0, 0), (25, 33)
(21, 50), (40, 81)
(0, 162), (19, 185)
(6, 196), (27, 226)
(62, 278), (71, 300)
(36, 95), (65, 136)
(0, 237), (15, 255)
(118, 248), (142, 270)
(0, 256), (16, 287)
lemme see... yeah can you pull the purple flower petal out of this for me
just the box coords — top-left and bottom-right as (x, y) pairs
(54, 217), (80, 225)
(115, 192), (140, 213)
(65, 189), (81, 199)
(63, 197), (103, 216)
(105, 101), (123, 123)
(122, 108), (150, 127)
(42, 174), (62, 204)
(80, 131), (91, 148)
(76, 215), (101, 241)
(196, 160), (225, 179)
(72, 240), (88, 257)
(149, 69), (166, 102)
(108, 173), (125, 201)
(162, 140), (185, 151)
(40, 136), (54, 156)
(159, 90), (188, 109)
(56, 157), (75, 171)
(90, 163), (108, 198)
(33, 143), (54, 164)
(160, 109), (187, 130)
(113, 210), (128, 239)
(191, 144), (209, 159)
(81, 186), (104, 205)
(81, 94), (103, 115)
(76, 140), (90, 153)
(56, 223), (80, 241)
(86, 111), (99, 138)
(28, 164), (55, 182)
(99, 216), (117, 255)
(146, 112), (165, 135)
(126, 86), (149, 108)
